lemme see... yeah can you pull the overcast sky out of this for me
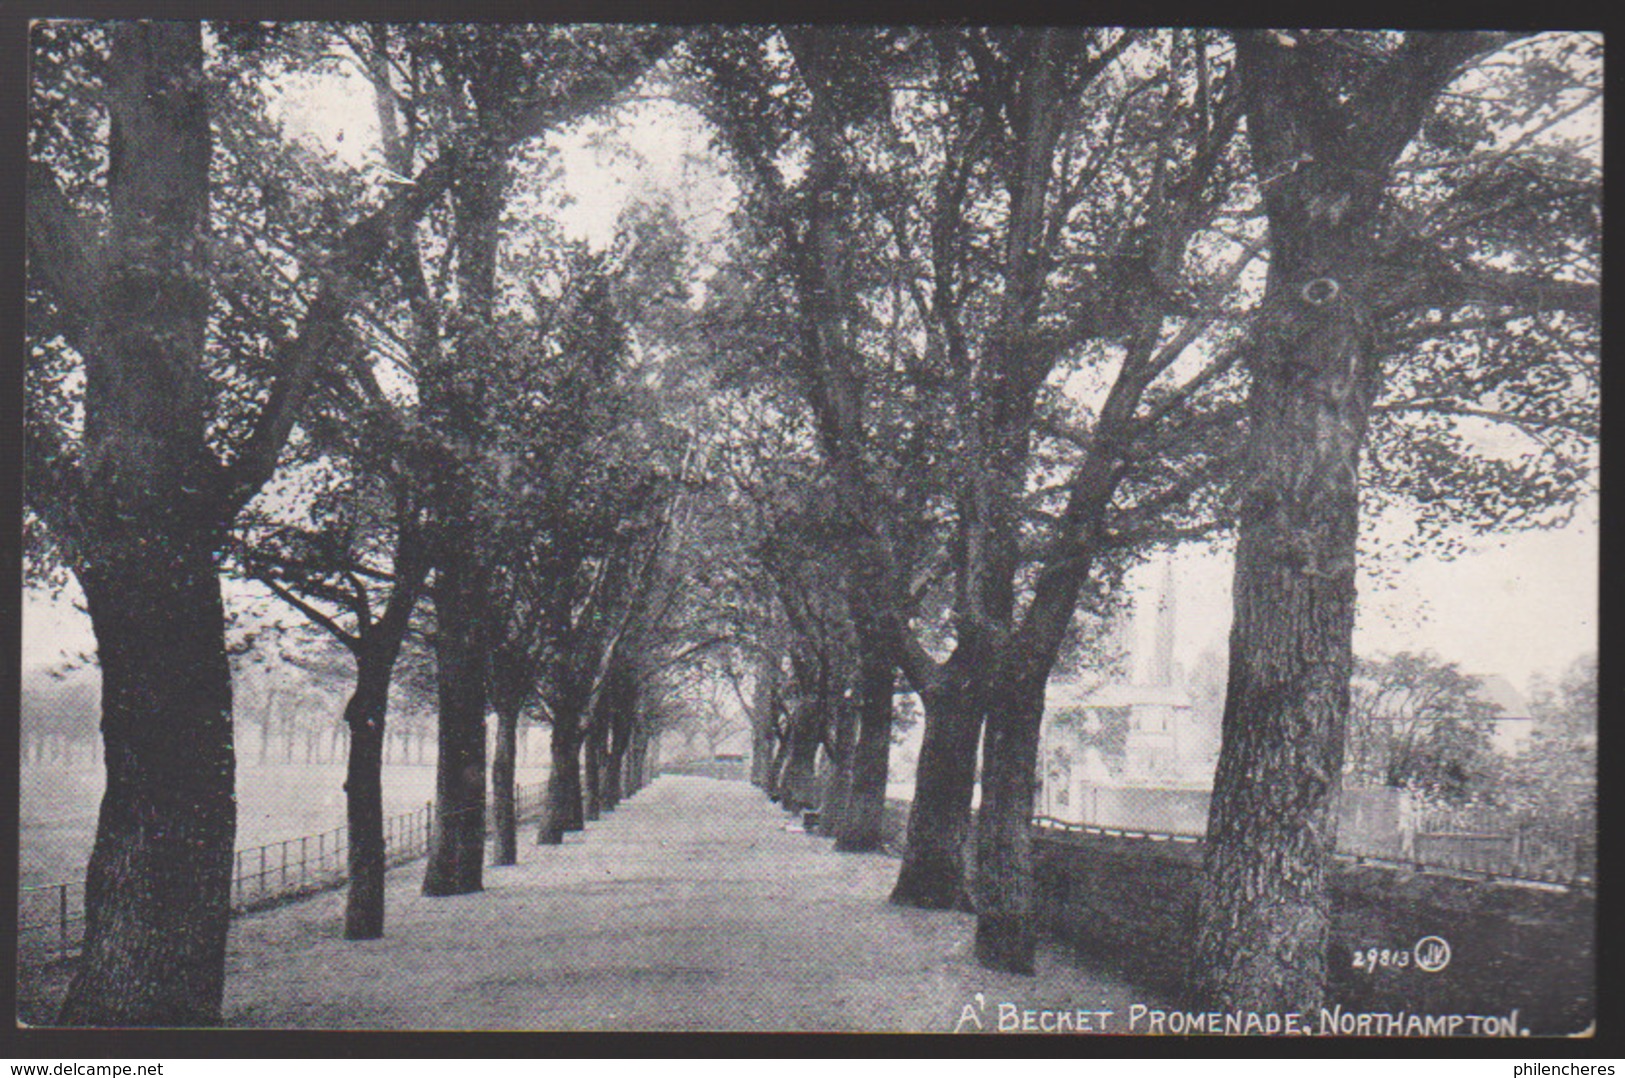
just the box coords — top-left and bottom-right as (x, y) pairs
(1117, 492), (1598, 692)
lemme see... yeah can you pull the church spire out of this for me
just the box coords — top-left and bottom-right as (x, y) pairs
(1149, 559), (1177, 687)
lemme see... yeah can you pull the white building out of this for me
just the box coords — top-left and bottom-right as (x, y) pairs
(1038, 564), (1221, 819)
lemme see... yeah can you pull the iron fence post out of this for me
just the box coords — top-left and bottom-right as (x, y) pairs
(59, 884), (69, 958)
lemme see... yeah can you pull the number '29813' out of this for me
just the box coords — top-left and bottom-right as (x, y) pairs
(1351, 947), (1410, 973)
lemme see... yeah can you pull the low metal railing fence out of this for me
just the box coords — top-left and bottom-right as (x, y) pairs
(1031, 810), (1593, 891)
(19, 782), (546, 970)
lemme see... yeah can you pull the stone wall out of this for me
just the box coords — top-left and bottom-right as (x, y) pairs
(876, 799), (1592, 1035)
(1033, 832), (1592, 1036)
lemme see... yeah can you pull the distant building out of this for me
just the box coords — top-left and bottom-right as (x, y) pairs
(1039, 563), (1219, 817)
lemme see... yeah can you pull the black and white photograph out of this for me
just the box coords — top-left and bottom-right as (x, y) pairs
(14, 19), (1600, 1041)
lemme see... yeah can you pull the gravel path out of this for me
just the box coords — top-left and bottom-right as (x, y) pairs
(198, 776), (1157, 1030)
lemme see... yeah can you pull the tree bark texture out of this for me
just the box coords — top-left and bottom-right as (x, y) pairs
(836, 623), (895, 852)
(971, 672), (1047, 973)
(56, 23), (236, 1027)
(1192, 31), (1471, 1013)
(342, 521), (428, 936)
(584, 721), (604, 822)
(764, 727), (792, 803)
(748, 659), (781, 789)
(422, 551), (489, 896)
(538, 702), (585, 844)
(341, 653), (391, 938)
(602, 737), (619, 806)
(627, 727), (650, 796)
(600, 665), (636, 812)
(420, 71), (509, 896)
(891, 660), (982, 910)
(777, 705), (825, 814)
(817, 689), (857, 838)
(65, 559), (235, 1025)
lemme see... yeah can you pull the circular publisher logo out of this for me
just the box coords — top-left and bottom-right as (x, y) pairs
(1413, 935), (1451, 973)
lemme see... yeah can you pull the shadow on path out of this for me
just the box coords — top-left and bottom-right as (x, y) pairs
(208, 775), (1160, 1031)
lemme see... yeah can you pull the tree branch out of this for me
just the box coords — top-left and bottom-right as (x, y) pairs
(216, 29), (679, 523)
(25, 161), (103, 359)
(1381, 252), (1599, 319)
(1371, 400), (1596, 440)
(255, 572), (362, 652)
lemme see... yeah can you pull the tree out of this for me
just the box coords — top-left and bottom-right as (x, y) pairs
(232, 472), (432, 938)
(24, 19), (678, 1022)
(1193, 29), (1598, 1013)
(28, 23), (317, 1023)
(1346, 652), (1498, 798)
(689, 26), (958, 868)
(1487, 653), (1595, 869)
(696, 31), (1270, 971)
(522, 476), (666, 842)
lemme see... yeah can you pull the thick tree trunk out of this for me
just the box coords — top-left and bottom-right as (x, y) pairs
(63, 558), (235, 1025)
(1192, 31), (1446, 1014)
(1191, 300), (1365, 1010)
(967, 455), (1119, 971)
(616, 743), (633, 800)
(625, 731), (643, 796)
(584, 723), (603, 822)
(341, 642), (406, 941)
(750, 726), (775, 789)
(485, 618), (538, 868)
(602, 740), (624, 811)
(491, 702), (519, 866)
(56, 23), (237, 1027)
(625, 725), (649, 797)
(837, 629), (895, 852)
(602, 666), (635, 811)
(817, 692), (857, 838)
(748, 663), (780, 789)
(764, 728), (792, 803)
(778, 714), (823, 814)
(891, 667), (982, 910)
(423, 552), (488, 896)
(972, 672), (1047, 973)
(538, 705), (584, 844)
(343, 712), (386, 938)
(420, 67), (509, 894)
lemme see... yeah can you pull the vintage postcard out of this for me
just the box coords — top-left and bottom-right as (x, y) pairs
(16, 20), (1599, 1046)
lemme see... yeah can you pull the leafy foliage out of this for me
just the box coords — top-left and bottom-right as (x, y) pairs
(1346, 651), (1499, 799)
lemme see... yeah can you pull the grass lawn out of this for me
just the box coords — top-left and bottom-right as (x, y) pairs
(19, 759), (551, 891)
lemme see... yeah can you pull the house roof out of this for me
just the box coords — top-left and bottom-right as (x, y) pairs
(1472, 674), (1531, 720)
(1046, 681), (1191, 711)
